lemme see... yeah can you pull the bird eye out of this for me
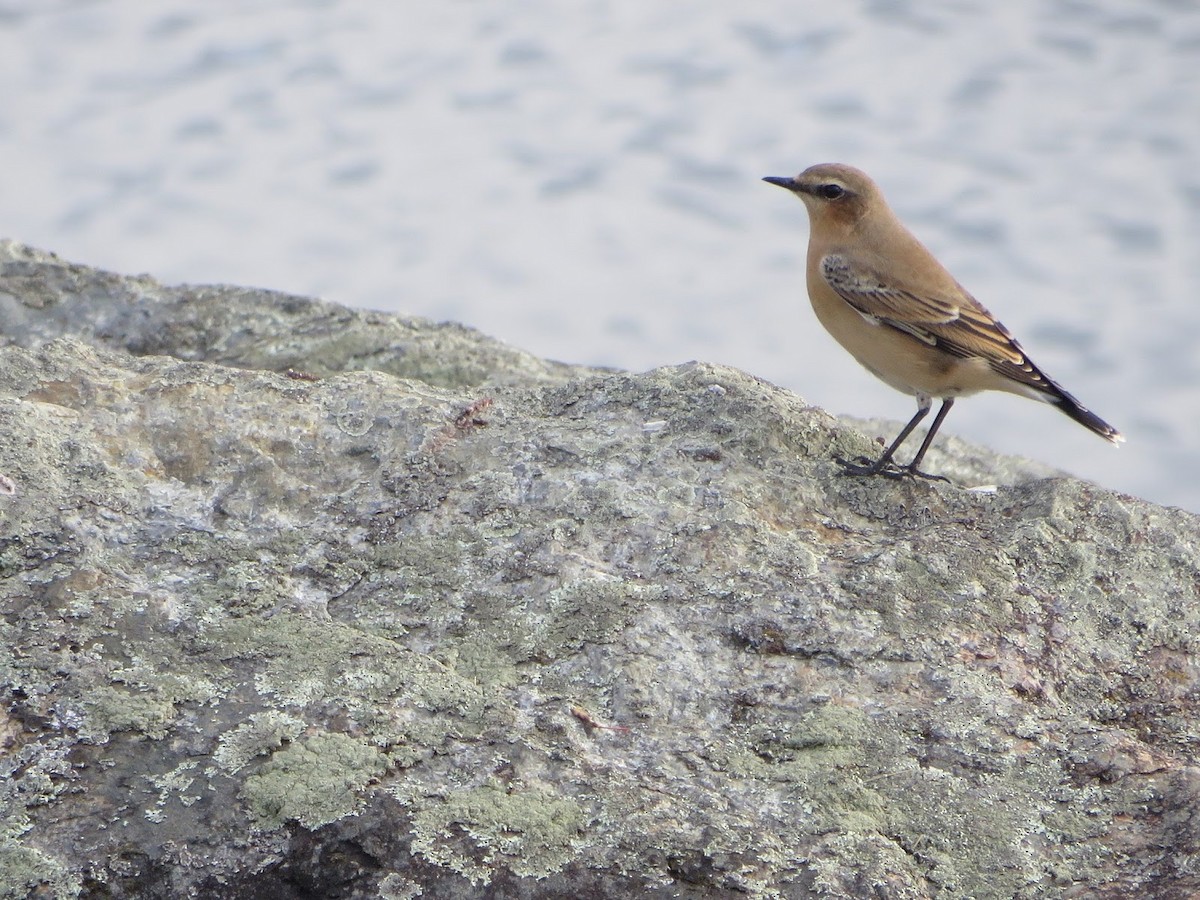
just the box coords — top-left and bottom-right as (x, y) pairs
(818, 183), (845, 200)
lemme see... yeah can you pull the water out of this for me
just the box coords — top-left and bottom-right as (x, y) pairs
(3, 0), (1199, 511)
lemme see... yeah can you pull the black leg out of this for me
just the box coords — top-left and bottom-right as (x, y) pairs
(838, 398), (931, 477)
(903, 398), (954, 479)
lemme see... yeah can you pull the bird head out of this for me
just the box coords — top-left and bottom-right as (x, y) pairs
(763, 163), (881, 228)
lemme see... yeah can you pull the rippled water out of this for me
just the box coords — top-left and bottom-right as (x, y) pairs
(3, 0), (1199, 511)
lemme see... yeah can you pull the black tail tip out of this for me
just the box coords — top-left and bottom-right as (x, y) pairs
(1056, 396), (1123, 446)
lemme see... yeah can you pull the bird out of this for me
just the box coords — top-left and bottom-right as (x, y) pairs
(762, 163), (1122, 481)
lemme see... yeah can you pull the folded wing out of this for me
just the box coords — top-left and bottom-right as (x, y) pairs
(821, 254), (1046, 393)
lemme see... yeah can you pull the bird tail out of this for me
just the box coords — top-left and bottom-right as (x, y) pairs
(1046, 383), (1123, 445)
(1004, 349), (1124, 445)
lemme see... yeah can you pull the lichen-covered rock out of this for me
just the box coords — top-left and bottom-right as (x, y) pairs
(1, 244), (1198, 898)
(0, 240), (592, 388)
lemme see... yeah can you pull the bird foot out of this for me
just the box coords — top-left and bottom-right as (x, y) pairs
(835, 456), (950, 484)
(835, 455), (896, 477)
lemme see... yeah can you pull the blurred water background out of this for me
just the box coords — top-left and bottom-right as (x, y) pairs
(3, 0), (1199, 511)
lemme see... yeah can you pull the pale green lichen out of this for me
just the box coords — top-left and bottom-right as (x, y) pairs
(209, 612), (493, 746)
(240, 731), (388, 829)
(408, 781), (586, 882)
(0, 820), (79, 900)
(78, 664), (222, 742)
(213, 711), (309, 773)
(79, 683), (182, 741)
(143, 760), (204, 823)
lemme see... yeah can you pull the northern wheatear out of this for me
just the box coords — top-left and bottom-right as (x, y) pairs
(763, 163), (1122, 480)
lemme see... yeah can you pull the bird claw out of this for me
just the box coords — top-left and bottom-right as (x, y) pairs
(901, 467), (951, 484)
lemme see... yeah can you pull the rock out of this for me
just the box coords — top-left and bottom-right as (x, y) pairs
(0, 240), (596, 389)
(1, 242), (1198, 899)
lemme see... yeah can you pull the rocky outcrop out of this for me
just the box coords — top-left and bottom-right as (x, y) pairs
(2, 242), (1197, 898)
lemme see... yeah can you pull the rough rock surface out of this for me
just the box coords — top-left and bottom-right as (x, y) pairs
(1, 242), (1198, 899)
